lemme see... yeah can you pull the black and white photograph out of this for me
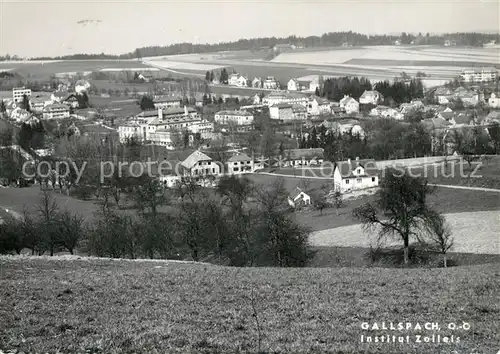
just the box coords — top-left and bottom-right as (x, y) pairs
(0, 0), (499, 353)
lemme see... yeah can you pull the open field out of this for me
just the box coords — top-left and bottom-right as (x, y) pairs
(145, 60), (227, 72)
(0, 60), (150, 80)
(272, 46), (500, 66)
(138, 45), (498, 84)
(310, 210), (500, 255)
(0, 256), (498, 353)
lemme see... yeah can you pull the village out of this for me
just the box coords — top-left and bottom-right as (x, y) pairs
(1, 65), (499, 207)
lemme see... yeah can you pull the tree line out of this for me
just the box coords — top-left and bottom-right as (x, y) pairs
(0, 176), (311, 267)
(13, 32), (497, 61)
(297, 119), (500, 162)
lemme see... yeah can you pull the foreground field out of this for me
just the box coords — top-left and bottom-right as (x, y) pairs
(0, 257), (498, 353)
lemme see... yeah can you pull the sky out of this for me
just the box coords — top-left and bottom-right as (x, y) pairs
(0, 0), (498, 57)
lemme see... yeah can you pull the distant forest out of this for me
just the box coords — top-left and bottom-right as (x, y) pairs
(1, 31), (499, 61)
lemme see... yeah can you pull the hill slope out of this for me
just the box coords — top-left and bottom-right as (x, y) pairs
(0, 256), (498, 353)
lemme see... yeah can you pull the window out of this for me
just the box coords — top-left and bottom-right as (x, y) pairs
(372, 177), (376, 182)
(234, 167), (239, 172)
(356, 178), (362, 183)
(357, 168), (361, 174)
(212, 168), (215, 173)
(345, 179), (350, 184)
(234, 162), (238, 165)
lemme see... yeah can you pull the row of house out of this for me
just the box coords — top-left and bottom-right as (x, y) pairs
(154, 149), (378, 208)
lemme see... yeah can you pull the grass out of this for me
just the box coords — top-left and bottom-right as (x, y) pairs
(0, 256), (498, 353)
(3, 60), (150, 80)
(412, 158), (500, 190)
(309, 246), (500, 268)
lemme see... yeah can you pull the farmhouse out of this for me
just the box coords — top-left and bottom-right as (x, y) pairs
(369, 105), (404, 120)
(179, 150), (221, 177)
(434, 87), (453, 105)
(214, 110), (254, 125)
(307, 96), (331, 116)
(288, 187), (312, 208)
(227, 153), (253, 174)
(270, 103), (307, 121)
(359, 90), (384, 105)
(339, 96), (360, 114)
(333, 158), (378, 193)
(285, 148), (324, 167)
(488, 93), (500, 108)
(292, 105), (307, 120)
(449, 113), (475, 127)
(273, 44), (296, 52)
(228, 73), (248, 87)
(74, 80), (91, 94)
(400, 100), (424, 115)
(321, 119), (365, 138)
(51, 91), (70, 103)
(10, 107), (31, 122)
(481, 111), (500, 125)
(263, 76), (279, 90)
(42, 104), (70, 120)
(251, 77), (262, 88)
(62, 94), (81, 109)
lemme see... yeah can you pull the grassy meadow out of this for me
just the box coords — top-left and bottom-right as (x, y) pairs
(0, 60), (150, 81)
(0, 256), (498, 353)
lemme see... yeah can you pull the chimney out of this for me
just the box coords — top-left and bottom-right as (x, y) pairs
(158, 107), (163, 121)
(184, 105), (188, 116)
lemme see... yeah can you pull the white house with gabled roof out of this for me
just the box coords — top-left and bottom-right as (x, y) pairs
(333, 158), (379, 192)
(339, 96), (360, 114)
(226, 153), (253, 174)
(288, 187), (311, 208)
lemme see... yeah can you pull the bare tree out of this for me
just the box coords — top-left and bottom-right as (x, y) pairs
(37, 191), (60, 256)
(422, 213), (454, 267)
(353, 168), (435, 265)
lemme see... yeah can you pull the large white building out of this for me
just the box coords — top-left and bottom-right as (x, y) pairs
(118, 106), (213, 146)
(214, 110), (254, 125)
(42, 104), (70, 120)
(460, 67), (498, 83)
(263, 91), (308, 107)
(153, 96), (182, 109)
(488, 93), (500, 109)
(13, 87), (32, 103)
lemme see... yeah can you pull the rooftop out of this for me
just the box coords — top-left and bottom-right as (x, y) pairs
(215, 110), (253, 116)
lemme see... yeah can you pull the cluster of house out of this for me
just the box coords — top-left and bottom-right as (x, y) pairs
(1, 80), (91, 123)
(150, 147), (378, 207)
